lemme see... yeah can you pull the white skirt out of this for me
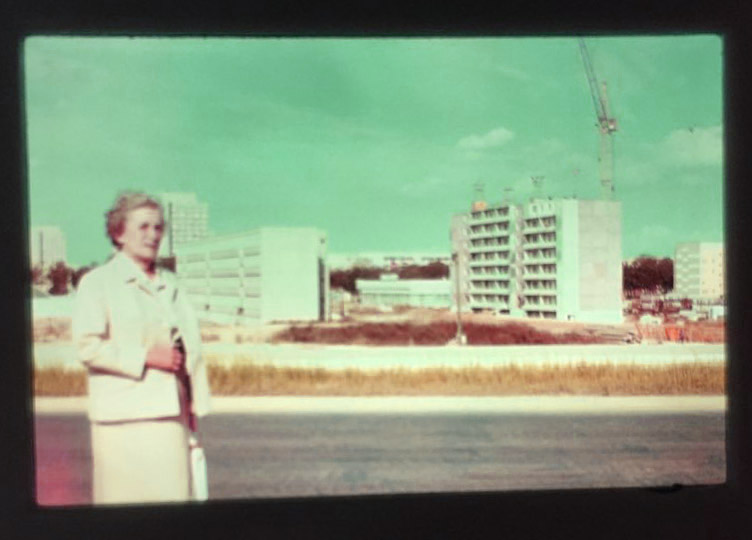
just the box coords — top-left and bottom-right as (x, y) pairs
(91, 417), (190, 505)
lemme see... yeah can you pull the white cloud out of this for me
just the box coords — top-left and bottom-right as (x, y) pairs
(663, 125), (722, 166)
(457, 127), (515, 151)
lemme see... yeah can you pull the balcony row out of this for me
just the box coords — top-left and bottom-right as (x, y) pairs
(470, 281), (511, 292)
(470, 208), (512, 222)
(470, 252), (511, 262)
(469, 295), (511, 305)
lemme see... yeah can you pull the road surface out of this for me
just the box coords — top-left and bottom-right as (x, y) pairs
(34, 400), (725, 506)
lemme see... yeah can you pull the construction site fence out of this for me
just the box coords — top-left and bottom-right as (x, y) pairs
(635, 323), (725, 343)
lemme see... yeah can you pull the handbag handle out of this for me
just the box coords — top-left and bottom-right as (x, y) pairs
(172, 327), (198, 433)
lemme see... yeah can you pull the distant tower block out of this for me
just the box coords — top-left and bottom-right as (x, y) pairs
(472, 181), (487, 212)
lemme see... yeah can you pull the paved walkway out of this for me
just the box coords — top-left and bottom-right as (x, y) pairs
(34, 395), (726, 416)
(33, 342), (726, 370)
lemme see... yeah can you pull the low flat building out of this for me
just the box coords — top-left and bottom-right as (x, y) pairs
(356, 274), (452, 309)
(329, 252), (451, 270)
(174, 227), (328, 324)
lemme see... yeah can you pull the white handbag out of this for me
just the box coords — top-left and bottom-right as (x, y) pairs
(173, 327), (208, 502)
(189, 433), (208, 501)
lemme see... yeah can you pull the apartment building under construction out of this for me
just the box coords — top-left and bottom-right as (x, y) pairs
(450, 196), (622, 324)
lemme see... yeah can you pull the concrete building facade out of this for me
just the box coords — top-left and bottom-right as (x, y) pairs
(356, 275), (452, 309)
(451, 197), (622, 324)
(29, 226), (67, 269)
(158, 192), (209, 257)
(674, 242), (724, 301)
(174, 227), (328, 325)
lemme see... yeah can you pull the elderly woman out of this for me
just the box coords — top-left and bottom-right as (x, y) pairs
(73, 192), (211, 504)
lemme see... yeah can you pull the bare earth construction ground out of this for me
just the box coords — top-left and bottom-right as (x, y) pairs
(33, 305), (725, 397)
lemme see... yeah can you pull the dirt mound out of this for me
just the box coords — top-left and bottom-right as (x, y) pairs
(272, 321), (606, 346)
(33, 318), (71, 342)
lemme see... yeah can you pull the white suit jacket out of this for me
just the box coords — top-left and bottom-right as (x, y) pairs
(72, 252), (211, 423)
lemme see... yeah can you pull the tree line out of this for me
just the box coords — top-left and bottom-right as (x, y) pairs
(31, 257), (176, 296)
(331, 257), (674, 297)
(31, 262), (94, 295)
(330, 262), (450, 294)
(622, 256), (674, 297)
(33, 257), (673, 298)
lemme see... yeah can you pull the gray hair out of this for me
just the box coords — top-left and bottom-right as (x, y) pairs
(105, 191), (164, 249)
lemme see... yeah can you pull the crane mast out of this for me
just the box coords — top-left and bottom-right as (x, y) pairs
(578, 38), (617, 200)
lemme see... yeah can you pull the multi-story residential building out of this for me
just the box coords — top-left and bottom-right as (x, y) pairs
(174, 227), (328, 325)
(450, 197), (622, 323)
(29, 226), (67, 269)
(674, 242), (724, 301)
(451, 201), (524, 317)
(158, 192), (209, 257)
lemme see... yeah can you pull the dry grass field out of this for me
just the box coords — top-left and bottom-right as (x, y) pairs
(34, 362), (725, 397)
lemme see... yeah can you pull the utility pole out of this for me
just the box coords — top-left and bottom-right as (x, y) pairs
(531, 176), (544, 198)
(452, 252), (466, 345)
(168, 202), (174, 257)
(39, 230), (44, 270)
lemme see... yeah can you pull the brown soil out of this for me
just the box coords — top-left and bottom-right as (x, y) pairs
(29, 306), (724, 345)
(271, 321), (606, 346)
(33, 318), (72, 342)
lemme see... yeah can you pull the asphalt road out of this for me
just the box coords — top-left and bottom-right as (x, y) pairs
(34, 410), (725, 506)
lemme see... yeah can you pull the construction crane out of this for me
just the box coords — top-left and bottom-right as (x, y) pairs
(578, 38), (617, 200)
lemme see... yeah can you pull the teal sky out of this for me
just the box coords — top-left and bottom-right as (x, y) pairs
(23, 35), (723, 267)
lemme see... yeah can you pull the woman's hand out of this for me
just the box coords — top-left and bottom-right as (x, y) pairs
(145, 344), (184, 373)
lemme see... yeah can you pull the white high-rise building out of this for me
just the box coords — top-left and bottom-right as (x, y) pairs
(450, 197), (623, 323)
(157, 192), (209, 257)
(674, 242), (724, 301)
(29, 226), (67, 269)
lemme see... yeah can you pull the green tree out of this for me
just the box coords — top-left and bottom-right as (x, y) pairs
(47, 262), (72, 295)
(330, 266), (382, 294)
(330, 262), (450, 294)
(156, 256), (176, 273)
(397, 262), (449, 280)
(31, 265), (44, 285)
(656, 257), (674, 293)
(623, 256), (674, 296)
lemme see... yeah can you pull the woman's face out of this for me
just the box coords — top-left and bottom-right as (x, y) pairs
(116, 206), (164, 265)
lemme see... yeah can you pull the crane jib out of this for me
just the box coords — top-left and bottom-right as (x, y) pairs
(578, 37), (618, 199)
